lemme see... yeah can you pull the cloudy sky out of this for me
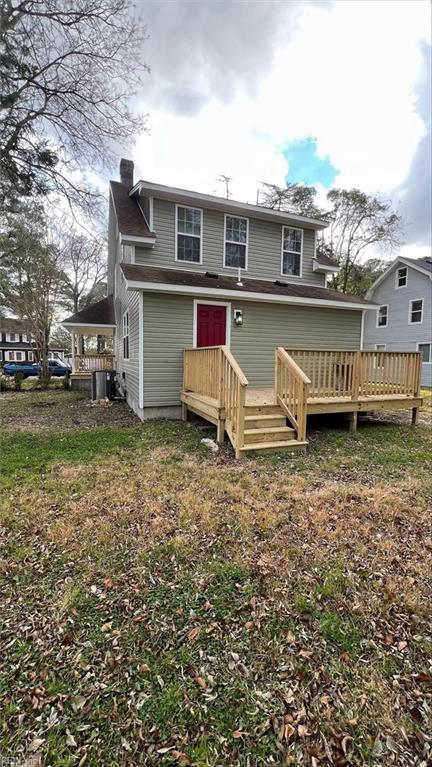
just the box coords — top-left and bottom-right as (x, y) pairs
(127, 0), (431, 259)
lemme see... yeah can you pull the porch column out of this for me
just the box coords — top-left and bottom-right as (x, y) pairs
(71, 332), (76, 373)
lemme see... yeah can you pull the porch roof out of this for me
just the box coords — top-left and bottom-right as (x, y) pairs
(121, 264), (377, 310)
(62, 296), (116, 335)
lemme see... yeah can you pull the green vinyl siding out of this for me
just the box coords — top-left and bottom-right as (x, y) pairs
(142, 292), (362, 407)
(135, 198), (325, 287)
(114, 263), (141, 412)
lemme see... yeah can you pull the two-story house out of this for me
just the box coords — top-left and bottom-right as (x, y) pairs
(63, 160), (422, 456)
(363, 257), (432, 387)
(0, 317), (65, 366)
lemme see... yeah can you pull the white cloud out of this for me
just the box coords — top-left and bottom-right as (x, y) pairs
(129, 0), (431, 249)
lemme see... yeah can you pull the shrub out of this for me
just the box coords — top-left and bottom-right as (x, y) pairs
(14, 371), (24, 391)
(39, 375), (51, 389)
(62, 372), (70, 390)
(0, 376), (9, 392)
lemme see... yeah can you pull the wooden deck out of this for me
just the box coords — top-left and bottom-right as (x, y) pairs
(181, 347), (422, 458)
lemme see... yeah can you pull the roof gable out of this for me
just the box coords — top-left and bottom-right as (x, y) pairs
(110, 181), (154, 239)
(366, 256), (432, 298)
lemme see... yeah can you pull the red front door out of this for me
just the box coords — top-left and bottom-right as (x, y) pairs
(196, 304), (227, 347)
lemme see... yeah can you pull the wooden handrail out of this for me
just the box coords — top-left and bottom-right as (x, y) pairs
(287, 349), (422, 399)
(220, 346), (249, 386)
(182, 345), (248, 456)
(277, 348), (311, 385)
(275, 348), (310, 442)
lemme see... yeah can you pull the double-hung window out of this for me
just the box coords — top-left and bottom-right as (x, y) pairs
(377, 305), (388, 327)
(409, 299), (423, 324)
(281, 227), (302, 276)
(122, 310), (129, 359)
(418, 343), (431, 363)
(396, 266), (407, 288)
(224, 215), (248, 269)
(176, 206), (202, 263)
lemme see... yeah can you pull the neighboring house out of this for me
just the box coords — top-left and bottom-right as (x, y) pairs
(0, 318), (64, 366)
(63, 158), (379, 417)
(363, 257), (432, 387)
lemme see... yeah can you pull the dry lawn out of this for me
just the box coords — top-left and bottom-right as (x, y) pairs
(0, 389), (431, 766)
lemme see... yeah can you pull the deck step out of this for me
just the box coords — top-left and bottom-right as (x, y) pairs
(244, 404), (281, 416)
(239, 439), (308, 454)
(244, 413), (286, 429)
(244, 426), (296, 444)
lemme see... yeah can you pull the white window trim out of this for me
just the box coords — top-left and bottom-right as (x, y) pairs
(376, 304), (389, 328)
(122, 310), (130, 360)
(417, 342), (432, 364)
(175, 204), (203, 264)
(223, 214), (249, 271)
(408, 298), (423, 325)
(395, 266), (408, 289)
(281, 226), (303, 278)
(6, 333), (18, 342)
(375, 344), (387, 350)
(192, 299), (231, 349)
(28, 351), (34, 361)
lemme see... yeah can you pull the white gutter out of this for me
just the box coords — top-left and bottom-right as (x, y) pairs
(124, 279), (376, 311)
(129, 180), (329, 230)
(119, 233), (156, 246)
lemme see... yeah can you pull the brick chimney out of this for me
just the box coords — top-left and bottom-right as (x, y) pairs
(119, 158), (134, 187)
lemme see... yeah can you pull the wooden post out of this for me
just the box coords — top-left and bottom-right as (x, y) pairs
(216, 418), (225, 443)
(71, 332), (76, 373)
(181, 402), (188, 422)
(347, 411), (358, 432)
(352, 351), (361, 400)
(411, 407), (419, 426)
(274, 348), (279, 405)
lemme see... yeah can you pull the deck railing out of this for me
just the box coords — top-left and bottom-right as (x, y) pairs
(287, 349), (422, 399)
(74, 354), (115, 373)
(183, 346), (248, 453)
(275, 348), (310, 441)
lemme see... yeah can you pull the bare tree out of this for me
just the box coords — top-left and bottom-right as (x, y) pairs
(325, 189), (404, 293)
(0, 203), (65, 377)
(0, 0), (149, 212)
(217, 174), (232, 199)
(60, 227), (107, 315)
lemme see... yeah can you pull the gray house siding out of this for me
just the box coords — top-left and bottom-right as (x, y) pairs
(363, 263), (432, 386)
(135, 198), (326, 287)
(142, 292), (362, 410)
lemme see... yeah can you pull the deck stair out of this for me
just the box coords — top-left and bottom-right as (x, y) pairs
(242, 404), (301, 453)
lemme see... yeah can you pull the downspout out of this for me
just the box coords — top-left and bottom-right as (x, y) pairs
(138, 292), (144, 411)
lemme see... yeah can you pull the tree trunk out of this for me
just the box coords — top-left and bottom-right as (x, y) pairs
(40, 328), (50, 380)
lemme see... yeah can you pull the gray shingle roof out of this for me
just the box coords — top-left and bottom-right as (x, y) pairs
(62, 296), (115, 326)
(110, 181), (154, 238)
(121, 264), (376, 307)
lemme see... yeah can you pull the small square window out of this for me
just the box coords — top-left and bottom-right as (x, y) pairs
(396, 267), (407, 288)
(410, 299), (423, 324)
(377, 305), (388, 327)
(418, 343), (431, 363)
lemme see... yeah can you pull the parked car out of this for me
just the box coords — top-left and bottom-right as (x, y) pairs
(3, 359), (71, 378)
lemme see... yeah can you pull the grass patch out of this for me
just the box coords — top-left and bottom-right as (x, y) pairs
(0, 390), (430, 766)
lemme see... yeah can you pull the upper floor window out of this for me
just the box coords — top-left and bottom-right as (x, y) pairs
(7, 333), (17, 342)
(396, 266), (407, 288)
(122, 310), (129, 359)
(281, 227), (302, 277)
(224, 215), (248, 269)
(377, 305), (388, 327)
(176, 205), (202, 263)
(409, 299), (423, 324)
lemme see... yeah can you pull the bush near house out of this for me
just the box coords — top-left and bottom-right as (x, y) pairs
(0, 389), (431, 767)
